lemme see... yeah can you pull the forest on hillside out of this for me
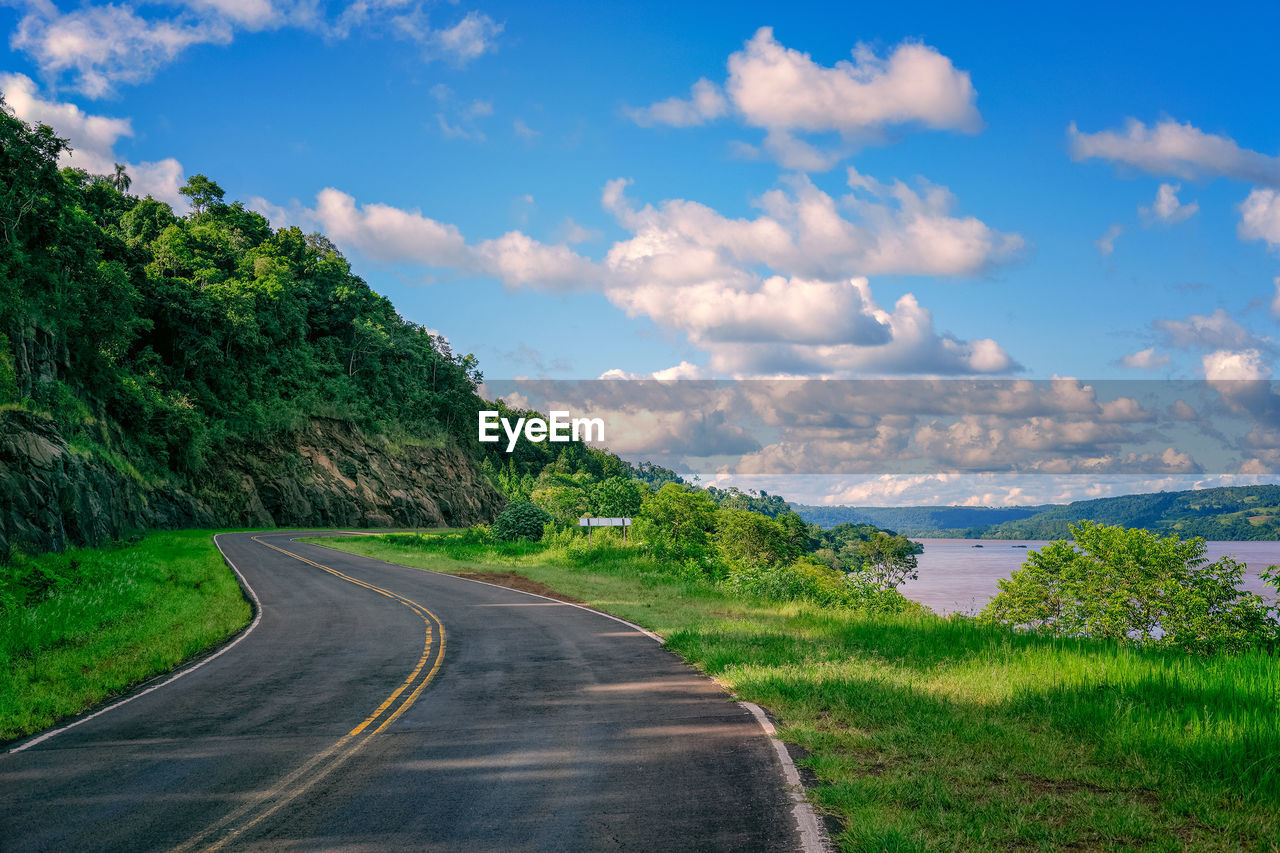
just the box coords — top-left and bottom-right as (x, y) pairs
(1, 98), (492, 479)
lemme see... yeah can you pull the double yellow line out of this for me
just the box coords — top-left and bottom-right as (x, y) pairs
(174, 536), (446, 852)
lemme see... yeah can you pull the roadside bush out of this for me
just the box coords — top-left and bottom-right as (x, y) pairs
(981, 521), (1280, 654)
(726, 557), (911, 611)
(492, 500), (552, 542)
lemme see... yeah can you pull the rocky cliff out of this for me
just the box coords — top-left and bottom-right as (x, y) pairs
(0, 409), (503, 557)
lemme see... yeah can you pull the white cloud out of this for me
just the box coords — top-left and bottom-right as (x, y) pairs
(1271, 278), (1280, 319)
(1140, 182), (1198, 224)
(0, 72), (186, 206)
(1239, 188), (1280, 248)
(6, 0), (500, 96)
(11, 2), (232, 97)
(1117, 347), (1171, 370)
(311, 187), (470, 266)
(1095, 223), (1123, 256)
(178, 0), (279, 28)
(625, 78), (728, 127)
(1069, 118), (1280, 186)
(279, 170), (1022, 376)
(726, 27), (981, 135)
(629, 27), (980, 170)
(1202, 348), (1271, 380)
(1156, 308), (1258, 350)
(423, 10), (501, 63)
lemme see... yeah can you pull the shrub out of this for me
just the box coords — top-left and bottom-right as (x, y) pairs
(981, 521), (1280, 654)
(492, 500), (552, 542)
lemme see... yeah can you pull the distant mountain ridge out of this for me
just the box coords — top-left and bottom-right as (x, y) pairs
(793, 484), (1280, 540)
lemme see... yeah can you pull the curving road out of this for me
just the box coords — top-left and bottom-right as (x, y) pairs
(2, 531), (812, 851)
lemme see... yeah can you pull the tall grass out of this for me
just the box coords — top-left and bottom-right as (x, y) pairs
(0, 531), (251, 741)
(314, 531), (1280, 851)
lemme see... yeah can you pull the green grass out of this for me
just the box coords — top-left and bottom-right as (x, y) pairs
(308, 532), (1280, 852)
(0, 530), (251, 741)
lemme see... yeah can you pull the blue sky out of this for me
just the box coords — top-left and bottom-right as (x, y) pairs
(4, 0), (1280, 503)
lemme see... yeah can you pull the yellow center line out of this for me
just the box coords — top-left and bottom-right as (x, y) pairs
(173, 535), (446, 852)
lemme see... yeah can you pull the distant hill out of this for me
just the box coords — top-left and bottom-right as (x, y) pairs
(976, 485), (1280, 541)
(794, 485), (1280, 541)
(791, 504), (1049, 535)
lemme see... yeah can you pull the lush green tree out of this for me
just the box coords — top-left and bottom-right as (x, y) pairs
(847, 530), (920, 590)
(178, 174), (225, 221)
(530, 484), (589, 526)
(110, 163), (131, 193)
(639, 483), (718, 555)
(588, 476), (645, 518)
(715, 509), (793, 569)
(981, 522), (1280, 653)
(492, 501), (551, 542)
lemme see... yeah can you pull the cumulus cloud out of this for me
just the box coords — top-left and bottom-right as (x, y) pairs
(1140, 182), (1198, 224)
(1069, 118), (1280, 186)
(1071, 117), (1280, 249)
(1202, 348), (1271, 380)
(1156, 308), (1259, 350)
(628, 27), (980, 169)
(0, 73), (187, 206)
(1239, 188), (1280, 248)
(6, 0), (501, 96)
(287, 169), (1022, 375)
(310, 187), (471, 266)
(625, 78), (728, 127)
(1117, 347), (1171, 370)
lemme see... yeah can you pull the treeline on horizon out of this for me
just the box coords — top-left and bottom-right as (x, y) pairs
(793, 484), (1280, 541)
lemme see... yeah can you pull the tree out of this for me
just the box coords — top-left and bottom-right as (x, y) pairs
(588, 476), (645, 518)
(110, 163), (131, 193)
(848, 530), (920, 590)
(715, 509), (791, 569)
(639, 483), (718, 555)
(179, 174), (225, 221)
(981, 522), (1280, 654)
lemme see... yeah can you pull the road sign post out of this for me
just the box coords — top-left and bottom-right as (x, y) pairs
(578, 517), (632, 544)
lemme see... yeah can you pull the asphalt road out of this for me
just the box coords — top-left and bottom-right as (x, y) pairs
(2, 531), (805, 851)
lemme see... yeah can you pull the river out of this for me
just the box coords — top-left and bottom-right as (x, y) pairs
(900, 538), (1280, 615)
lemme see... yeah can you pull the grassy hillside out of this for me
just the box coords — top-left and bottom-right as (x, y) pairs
(312, 532), (1280, 852)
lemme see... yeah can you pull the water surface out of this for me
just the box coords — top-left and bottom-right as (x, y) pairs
(901, 538), (1280, 615)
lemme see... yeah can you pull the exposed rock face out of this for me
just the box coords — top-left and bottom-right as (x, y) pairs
(0, 410), (503, 557)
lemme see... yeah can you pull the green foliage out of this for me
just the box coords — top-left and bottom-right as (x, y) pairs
(638, 482), (719, 559)
(981, 521), (1280, 654)
(0, 333), (16, 404)
(587, 476), (645, 518)
(706, 485), (791, 517)
(0, 103), (488, 479)
(492, 500), (552, 542)
(714, 508), (799, 569)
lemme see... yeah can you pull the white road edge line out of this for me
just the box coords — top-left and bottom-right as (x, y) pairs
(298, 535), (832, 853)
(740, 701), (832, 853)
(7, 533), (264, 754)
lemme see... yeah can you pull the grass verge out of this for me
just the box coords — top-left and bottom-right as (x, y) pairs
(307, 532), (1280, 852)
(0, 530), (251, 742)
